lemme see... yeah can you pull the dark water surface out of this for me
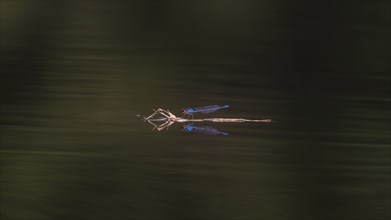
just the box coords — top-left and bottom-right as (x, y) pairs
(1, 1), (390, 220)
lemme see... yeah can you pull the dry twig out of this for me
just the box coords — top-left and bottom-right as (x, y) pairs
(137, 108), (271, 131)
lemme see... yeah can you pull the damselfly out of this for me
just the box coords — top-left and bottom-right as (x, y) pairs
(181, 105), (229, 116)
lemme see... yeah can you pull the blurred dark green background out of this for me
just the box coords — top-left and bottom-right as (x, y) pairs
(1, 1), (390, 220)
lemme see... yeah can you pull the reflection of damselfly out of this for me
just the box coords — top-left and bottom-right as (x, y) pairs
(137, 106), (271, 132)
(182, 124), (228, 136)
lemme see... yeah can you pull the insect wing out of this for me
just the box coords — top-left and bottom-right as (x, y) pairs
(192, 105), (222, 114)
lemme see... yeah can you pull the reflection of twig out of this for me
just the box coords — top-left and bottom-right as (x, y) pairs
(137, 108), (271, 131)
